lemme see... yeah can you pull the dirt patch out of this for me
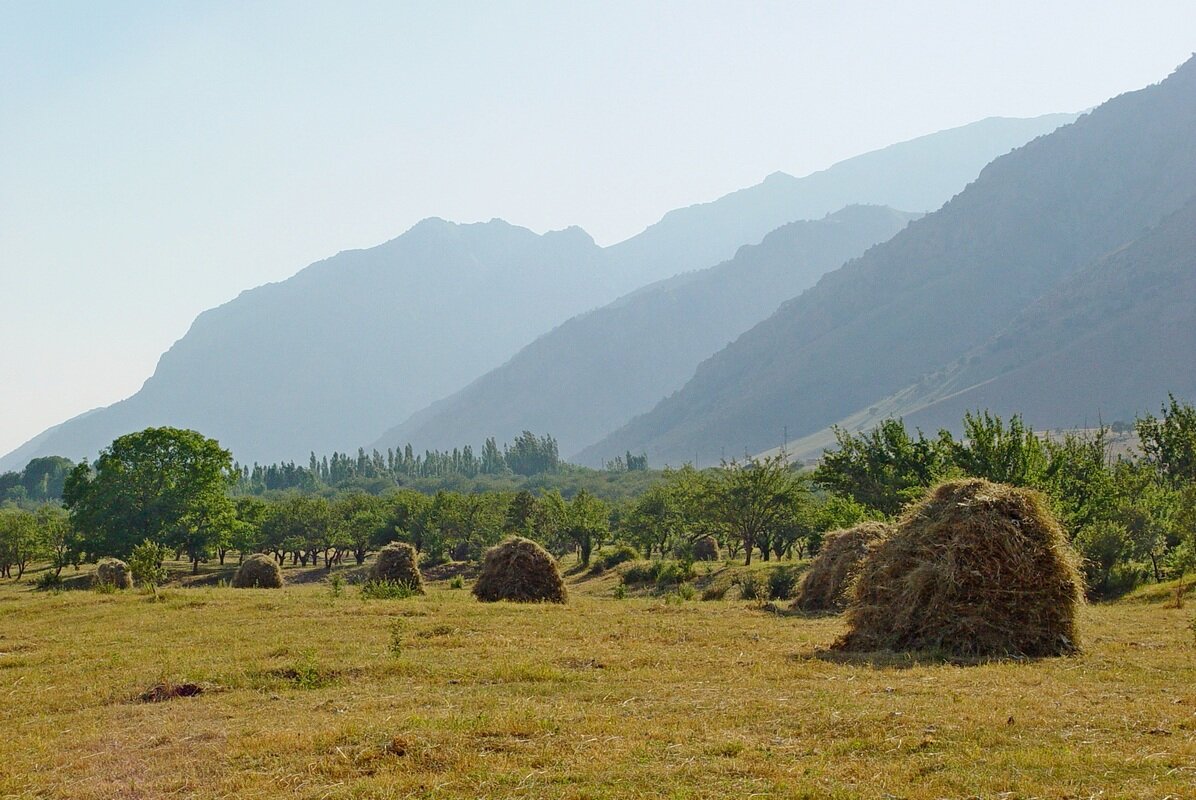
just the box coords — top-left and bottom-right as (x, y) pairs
(139, 682), (205, 702)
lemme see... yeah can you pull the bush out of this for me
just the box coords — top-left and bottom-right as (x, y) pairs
(736, 573), (764, 601)
(473, 536), (566, 603)
(676, 582), (697, 601)
(95, 558), (133, 590)
(838, 479), (1084, 657)
(692, 535), (719, 562)
(129, 539), (170, 587)
(620, 559), (694, 587)
(449, 575), (465, 590)
(767, 566), (800, 600)
(34, 571), (62, 591)
(231, 554), (283, 589)
(369, 542), (425, 594)
(362, 579), (419, 600)
(794, 522), (890, 611)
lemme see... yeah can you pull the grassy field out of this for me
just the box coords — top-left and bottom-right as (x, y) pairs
(0, 560), (1193, 799)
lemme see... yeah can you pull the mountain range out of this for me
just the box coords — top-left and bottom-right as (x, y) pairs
(0, 113), (1074, 471)
(372, 205), (920, 458)
(581, 56), (1196, 466)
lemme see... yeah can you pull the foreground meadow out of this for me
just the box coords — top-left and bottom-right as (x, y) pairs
(0, 565), (1192, 799)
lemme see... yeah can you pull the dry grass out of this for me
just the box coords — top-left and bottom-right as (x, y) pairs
(473, 536), (566, 603)
(840, 480), (1084, 657)
(794, 521), (889, 612)
(0, 559), (1191, 798)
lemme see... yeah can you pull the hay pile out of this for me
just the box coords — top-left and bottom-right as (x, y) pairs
(370, 542), (425, 593)
(793, 521), (890, 611)
(231, 553), (284, 588)
(95, 558), (133, 589)
(837, 479), (1083, 657)
(472, 536), (566, 603)
(692, 535), (719, 561)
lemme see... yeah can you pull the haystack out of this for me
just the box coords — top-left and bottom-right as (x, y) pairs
(231, 553), (284, 588)
(370, 542), (425, 593)
(472, 536), (566, 603)
(837, 479), (1083, 657)
(793, 521), (889, 611)
(692, 535), (719, 561)
(95, 558), (133, 589)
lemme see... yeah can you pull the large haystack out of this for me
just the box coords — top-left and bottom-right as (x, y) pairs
(837, 479), (1083, 657)
(692, 535), (719, 562)
(95, 558), (133, 589)
(793, 521), (890, 611)
(231, 553), (284, 589)
(370, 542), (425, 593)
(473, 536), (566, 603)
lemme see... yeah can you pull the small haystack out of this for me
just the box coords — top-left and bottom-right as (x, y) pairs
(793, 521), (890, 612)
(837, 479), (1083, 657)
(692, 535), (719, 561)
(370, 542), (425, 593)
(473, 536), (566, 603)
(231, 553), (284, 589)
(95, 558), (133, 589)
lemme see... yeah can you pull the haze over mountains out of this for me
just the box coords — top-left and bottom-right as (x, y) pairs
(373, 205), (919, 458)
(581, 56), (1196, 467)
(0, 114), (1074, 472)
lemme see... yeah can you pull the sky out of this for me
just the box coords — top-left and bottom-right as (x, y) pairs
(1, 0), (1194, 459)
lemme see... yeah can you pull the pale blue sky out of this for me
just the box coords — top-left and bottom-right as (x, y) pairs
(2, 0), (1193, 457)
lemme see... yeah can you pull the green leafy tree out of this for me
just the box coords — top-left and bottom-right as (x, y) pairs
(815, 420), (946, 516)
(1136, 394), (1196, 486)
(942, 411), (1048, 487)
(36, 504), (81, 576)
(711, 454), (807, 565)
(0, 508), (45, 579)
(563, 490), (609, 565)
(128, 539), (171, 587)
(62, 427), (235, 561)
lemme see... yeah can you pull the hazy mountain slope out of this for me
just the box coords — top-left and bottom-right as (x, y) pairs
(0, 220), (611, 469)
(1, 113), (1074, 472)
(581, 58), (1196, 467)
(603, 114), (1075, 282)
(373, 206), (919, 457)
(889, 198), (1196, 432)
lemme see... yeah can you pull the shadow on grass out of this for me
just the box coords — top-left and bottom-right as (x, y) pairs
(797, 646), (1045, 670)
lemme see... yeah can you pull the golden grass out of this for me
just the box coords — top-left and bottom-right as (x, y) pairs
(0, 562), (1192, 798)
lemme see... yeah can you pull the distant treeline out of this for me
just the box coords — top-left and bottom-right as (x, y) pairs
(233, 431), (647, 494)
(0, 456), (74, 505)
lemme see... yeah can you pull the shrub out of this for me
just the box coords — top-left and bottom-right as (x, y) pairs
(793, 522), (890, 611)
(362, 579), (418, 600)
(95, 558), (133, 590)
(34, 571), (62, 591)
(129, 539), (171, 587)
(692, 535), (719, 562)
(837, 479), (1084, 657)
(736, 573), (764, 601)
(369, 542), (425, 594)
(767, 566), (800, 600)
(449, 575), (465, 590)
(620, 559), (694, 587)
(231, 554), (283, 589)
(473, 536), (566, 603)
(676, 582), (697, 601)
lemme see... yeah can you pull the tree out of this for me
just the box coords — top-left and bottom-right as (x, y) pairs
(710, 454), (807, 565)
(0, 508), (44, 579)
(815, 420), (945, 516)
(563, 490), (609, 565)
(1136, 394), (1196, 486)
(942, 411), (1048, 487)
(36, 504), (81, 576)
(63, 427), (236, 561)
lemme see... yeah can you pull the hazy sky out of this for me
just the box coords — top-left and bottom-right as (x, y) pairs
(1, 1), (1193, 458)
